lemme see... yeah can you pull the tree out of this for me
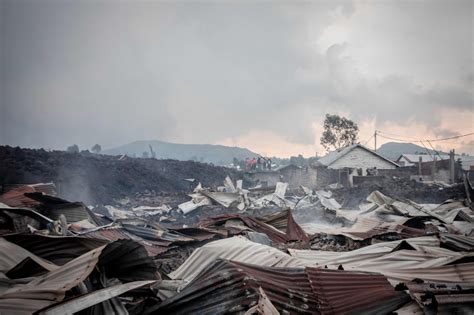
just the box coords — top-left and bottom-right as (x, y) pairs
(66, 144), (79, 153)
(320, 114), (359, 151)
(91, 144), (102, 154)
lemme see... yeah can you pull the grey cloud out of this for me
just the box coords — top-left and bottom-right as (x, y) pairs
(1, 0), (472, 152)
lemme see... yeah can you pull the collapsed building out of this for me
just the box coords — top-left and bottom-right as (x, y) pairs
(0, 164), (473, 314)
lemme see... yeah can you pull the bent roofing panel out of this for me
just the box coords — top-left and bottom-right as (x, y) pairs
(0, 245), (105, 314)
(288, 237), (441, 266)
(0, 240), (157, 314)
(156, 260), (407, 315)
(155, 259), (318, 315)
(306, 268), (410, 315)
(168, 236), (304, 282)
(440, 234), (474, 252)
(0, 183), (56, 208)
(80, 227), (168, 256)
(317, 144), (399, 168)
(0, 238), (57, 274)
(38, 280), (157, 315)
(3, 234), (107, 266)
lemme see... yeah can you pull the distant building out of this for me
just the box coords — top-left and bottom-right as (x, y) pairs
(246, 164), (318, 189)
(316, 144), (398, 187)
(317, 144), (398, 172)
(396, 154), (449, 167)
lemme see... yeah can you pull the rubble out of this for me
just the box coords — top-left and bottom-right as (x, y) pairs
(0, 158), (473, 313)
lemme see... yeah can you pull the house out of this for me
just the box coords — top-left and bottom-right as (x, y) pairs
(246, 164), (318, 189)
(396, 154), (449, 167)
(316, 144), (399, 187)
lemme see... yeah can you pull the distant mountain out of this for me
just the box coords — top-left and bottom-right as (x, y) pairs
(103, 140), (259, 166)
(377, 142), (448, 161)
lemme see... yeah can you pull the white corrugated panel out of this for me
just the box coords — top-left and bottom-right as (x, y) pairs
(168, 236), (305, 282)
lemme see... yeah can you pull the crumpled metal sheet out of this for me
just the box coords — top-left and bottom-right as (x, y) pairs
(168, 236), (305, 282)
(307, 268), (410, 315)
(152, 259), (317, 315)
(4, 234), (107, 266)
(0, 238), (57, 275)
(405, 282), (474, 314)
(0, 183), (56, 208)
(440, 233), (474, 251)
(151, 259), (407, 315)
(38, 280), (157, 315)
(199, 209), (309, 244)
(0, 245), (105, 314)
(0, 239), (158, 315)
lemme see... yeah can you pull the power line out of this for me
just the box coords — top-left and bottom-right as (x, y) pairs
(377, 131), (474, 143)
(362, 134), (374, 147)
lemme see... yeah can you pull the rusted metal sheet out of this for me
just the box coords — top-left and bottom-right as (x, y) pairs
(406, 282), (474, 314)
(80, 226), (169, 256)
(199, 210), (309, 244)
(0, 183), (56, 208)
(306, 268), (409, 315)
(153, 259), (318, 314)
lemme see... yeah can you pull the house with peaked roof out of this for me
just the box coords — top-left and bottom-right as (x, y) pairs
(316, 144), (399, 187)
(396, 154), (450, 167)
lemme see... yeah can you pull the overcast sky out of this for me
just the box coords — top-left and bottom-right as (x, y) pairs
(1, 0), (473, 157)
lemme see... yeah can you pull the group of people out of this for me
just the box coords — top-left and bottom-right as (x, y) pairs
(245, 156), (272, 171)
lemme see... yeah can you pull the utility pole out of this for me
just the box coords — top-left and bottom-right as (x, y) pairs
(449, 149), (455, 183)
(374, 130), (377, 152)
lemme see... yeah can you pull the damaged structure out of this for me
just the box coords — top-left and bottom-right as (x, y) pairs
(0, 161), (473, 314)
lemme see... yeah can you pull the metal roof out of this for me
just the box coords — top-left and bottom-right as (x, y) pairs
(0, 239), (158, 314)
(307, 268), (409, 314)
(397, 154), (450, 163)
(0, 183), (56, 208)
(152, 260), (408, 315)
(317, 144), (399, 168)
(154, 259), (319, 314)
(168, 236), (305, 282)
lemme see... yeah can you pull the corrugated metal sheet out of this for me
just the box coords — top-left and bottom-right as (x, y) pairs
(38, 280), (157, 315)
(0, 245), (105, 314)
(169, 236), (304, 282)
(0, 183), (56, 208)
(288, 236), (474, 284)
(152, 259), (318, 314)
(380, 262), (474, 284)
(440, 234), (474, 251)
(306, 268), (409, 315)
(4, 234), (107, 266)
(406, 282), (474, 314)
(80, 227), (168, 256)
(0, 238), (57, 274)
(0, 239), (158, 314)
(152, 260), (407, 315)
(199, 210), (309, 244)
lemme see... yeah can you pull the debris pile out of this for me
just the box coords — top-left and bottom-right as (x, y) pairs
(0, 172), (473, 314)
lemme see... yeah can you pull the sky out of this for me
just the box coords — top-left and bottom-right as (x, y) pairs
(1, 0), (473, 157)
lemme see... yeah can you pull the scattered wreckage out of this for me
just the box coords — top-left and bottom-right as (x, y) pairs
(0, 177), (473, 314)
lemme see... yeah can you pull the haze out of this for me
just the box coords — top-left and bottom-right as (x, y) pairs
(1, 0), (473, 157)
